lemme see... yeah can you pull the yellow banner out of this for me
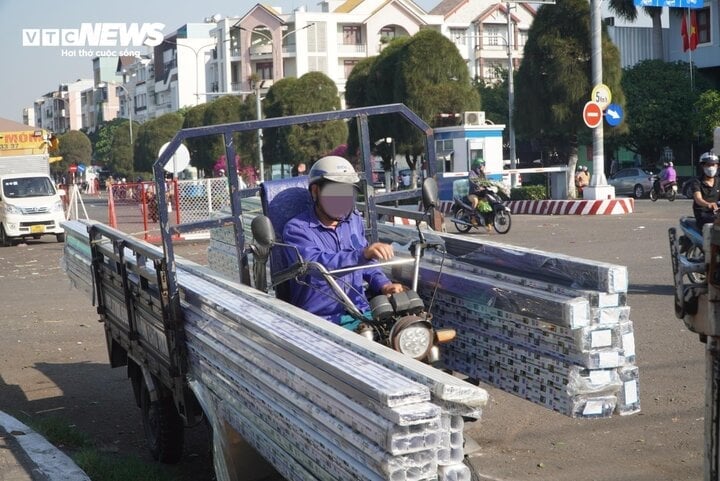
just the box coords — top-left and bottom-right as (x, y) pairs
(0, 130), (49, 155)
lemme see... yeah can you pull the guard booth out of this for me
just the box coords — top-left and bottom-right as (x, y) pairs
(433, 117), (569, 200)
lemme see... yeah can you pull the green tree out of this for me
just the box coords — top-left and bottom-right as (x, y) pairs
(515, 0), (625, 197)
(201, 95), (243, 172)
(182, 103), (211, 174)
(394, 29), (480, 173)
(695, 89), (720, 151)
(263, 73), (347, 173)
(92, 119), (126, 166)
(133, 112), (185, 174)
(621, 60), (708, 165)
(263, 77), (298, 174)
(56, 130), (92, 172)
(109, 123), (134, 176)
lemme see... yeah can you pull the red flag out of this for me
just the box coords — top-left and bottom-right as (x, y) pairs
(681, 11), (689, 52)
(689, 10), (699, 51)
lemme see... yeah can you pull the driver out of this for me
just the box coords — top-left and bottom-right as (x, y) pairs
(282, 156), (404, 329)
(690, 152), (720, 226)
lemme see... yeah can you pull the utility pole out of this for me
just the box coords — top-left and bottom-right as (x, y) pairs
(506, 1), (517, 187)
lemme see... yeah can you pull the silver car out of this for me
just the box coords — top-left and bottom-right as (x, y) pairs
(608, 167), (656, 198)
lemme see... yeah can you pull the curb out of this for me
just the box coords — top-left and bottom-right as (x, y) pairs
(0, 411), (91, 481)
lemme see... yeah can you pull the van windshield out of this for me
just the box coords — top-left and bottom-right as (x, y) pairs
(2, 177), (57, 198)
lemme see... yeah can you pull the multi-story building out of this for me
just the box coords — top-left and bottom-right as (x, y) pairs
(32, 79), (94, 134)
(151, 23), (216, 115)
(208, 0), (446, 101)
(666, 0), (720, 82)
(432, 0), (535, 83)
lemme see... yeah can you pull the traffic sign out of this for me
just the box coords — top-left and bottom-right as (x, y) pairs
(605, 103), (624, 127)
(68, 164), (78, 173)
(634, 0), (702, 8)
(159, 142), (191, 174)
(583, 102), (603, 129)
(591, 84), (612, 110)
(77, 163), (86, 174)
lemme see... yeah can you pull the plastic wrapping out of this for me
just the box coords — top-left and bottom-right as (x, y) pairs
(616, 366), (641, 415)
(566, 367), (622, 397)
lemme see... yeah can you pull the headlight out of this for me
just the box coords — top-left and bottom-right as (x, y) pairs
(4, 203), (21, 215)
(51, 200), (64, 213)
(392, 322), (432, 359)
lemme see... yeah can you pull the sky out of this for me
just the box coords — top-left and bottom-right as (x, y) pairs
(0, 0), (657, 124)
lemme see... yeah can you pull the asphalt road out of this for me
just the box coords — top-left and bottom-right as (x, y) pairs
(0, 197), (706, 481)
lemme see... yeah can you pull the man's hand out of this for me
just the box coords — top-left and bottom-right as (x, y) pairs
(364, 242), (394, 261)
(381, 283), (405, 295)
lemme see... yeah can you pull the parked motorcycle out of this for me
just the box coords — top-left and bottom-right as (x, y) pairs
(250, 178), (456, 364)
(649, 179), (677, 202)
(451, 186), (511, 234)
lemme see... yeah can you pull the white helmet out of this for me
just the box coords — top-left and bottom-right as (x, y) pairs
(308, 156), (359, 186)
(700, 152), (719, 164)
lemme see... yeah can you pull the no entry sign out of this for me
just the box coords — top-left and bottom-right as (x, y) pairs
(583, 101), (603, 129)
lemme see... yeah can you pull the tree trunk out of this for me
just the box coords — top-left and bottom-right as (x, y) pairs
(568, 147), (579, 199)
(650, 8), (664, 60)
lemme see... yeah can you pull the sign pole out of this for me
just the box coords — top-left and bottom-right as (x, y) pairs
(584, 0), (615, 200)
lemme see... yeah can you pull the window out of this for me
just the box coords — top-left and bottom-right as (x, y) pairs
(450, 28), (466, 46)
(697, 7), (711, 45)
(380, 26), (396, 41)
(343, 25), (361, 45)
(343, 60), (359, 78)
(436, 139), (453, 152)
(257, 62), (273, 80)
(483, 25), (506, 47)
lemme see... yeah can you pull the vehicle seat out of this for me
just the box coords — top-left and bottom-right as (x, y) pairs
(259, 176), (312, 301)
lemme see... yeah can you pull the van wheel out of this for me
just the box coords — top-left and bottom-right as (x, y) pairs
(0, 225), (11, 247)
(140, 383), (184, 464)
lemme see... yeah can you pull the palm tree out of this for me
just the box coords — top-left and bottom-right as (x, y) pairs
(607, 0), (664, 59)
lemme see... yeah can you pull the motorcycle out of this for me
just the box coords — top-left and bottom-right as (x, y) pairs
(649, 178), (677, 202)
(249, 178), (456, 364)
(450, 186), (512, 234)
(674, 215), (709, 284)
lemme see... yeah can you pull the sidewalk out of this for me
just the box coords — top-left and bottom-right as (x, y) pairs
(0, 411), (90, 481)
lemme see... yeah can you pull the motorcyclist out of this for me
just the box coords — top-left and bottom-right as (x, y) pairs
(658, 161), (677, 192)
(282, 156), (404, 329)
(690, 152), (720, 226)
(467, 159), (488, 211)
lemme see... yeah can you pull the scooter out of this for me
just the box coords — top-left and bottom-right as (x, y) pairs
(649, 179), (677, 202)
(450, 186), (511, 234)
(250, 178), (456, 364)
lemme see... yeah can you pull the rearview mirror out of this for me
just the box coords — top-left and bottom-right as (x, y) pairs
(421, 177), (439, 211)
(251, 215), (276, 249)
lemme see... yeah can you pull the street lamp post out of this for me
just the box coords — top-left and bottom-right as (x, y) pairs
(170, 40), (218, 105)
(98, 82), (133, 144)
(459, 21), (517, 186)
(116, 84), (133, 145)
(233, 23), (315, 183)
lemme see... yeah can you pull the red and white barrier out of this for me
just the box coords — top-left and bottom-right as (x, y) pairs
(436, 198), (634, 216)
(507, 198), (634, 215)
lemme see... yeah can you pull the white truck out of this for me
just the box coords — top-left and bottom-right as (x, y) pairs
(0, 153), (66, 246)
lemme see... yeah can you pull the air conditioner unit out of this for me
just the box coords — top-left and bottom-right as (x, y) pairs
(464, 111), (485, 126)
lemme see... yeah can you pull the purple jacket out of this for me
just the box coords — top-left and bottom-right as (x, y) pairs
(282, 208), (391, 323)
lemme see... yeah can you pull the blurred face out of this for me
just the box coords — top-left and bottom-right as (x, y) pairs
(317, 182), (355, 220)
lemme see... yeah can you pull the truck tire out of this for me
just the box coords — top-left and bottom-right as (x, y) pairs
(140, 383), (184, 464)
(56, 233), (65, 243)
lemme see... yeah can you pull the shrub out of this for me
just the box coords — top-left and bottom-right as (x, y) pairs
(510, 185), (547, 200)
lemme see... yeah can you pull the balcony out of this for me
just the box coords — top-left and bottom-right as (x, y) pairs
(249, 44), (273, 58)
(338, 43), (366, 56)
